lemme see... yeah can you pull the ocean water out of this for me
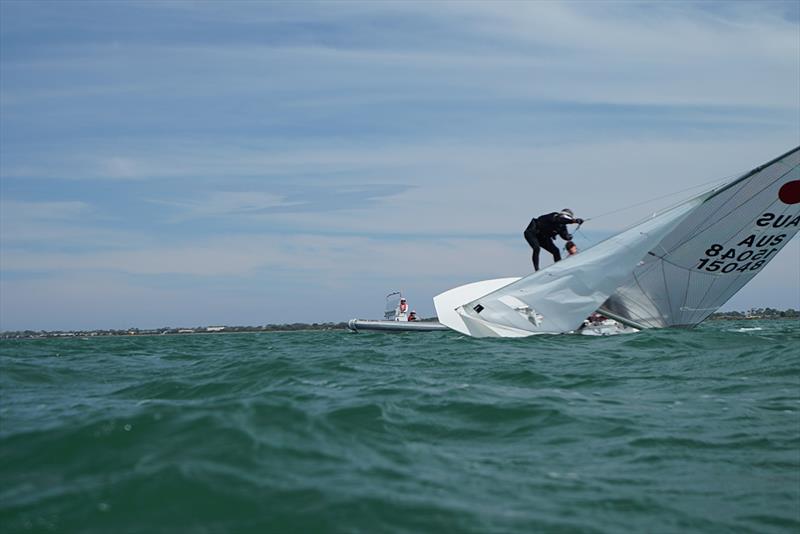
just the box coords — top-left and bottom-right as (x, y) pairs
(1, 320), (798, 534)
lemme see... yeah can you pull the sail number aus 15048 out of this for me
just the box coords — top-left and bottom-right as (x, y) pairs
(694, 233), (786, 274)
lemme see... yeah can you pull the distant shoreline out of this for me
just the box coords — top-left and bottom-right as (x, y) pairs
(0, 322), (352, 340)
(1, 310), (796, 340)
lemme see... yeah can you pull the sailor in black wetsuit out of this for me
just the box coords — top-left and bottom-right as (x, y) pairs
(524, 209), (584, 271)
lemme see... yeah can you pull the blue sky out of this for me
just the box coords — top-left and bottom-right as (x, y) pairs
(1, 1), (798, 330)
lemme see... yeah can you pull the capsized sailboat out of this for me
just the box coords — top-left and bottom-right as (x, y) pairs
(434, 146), (800, 338)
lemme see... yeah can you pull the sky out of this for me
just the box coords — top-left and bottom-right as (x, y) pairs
(1, 0), (799, 331)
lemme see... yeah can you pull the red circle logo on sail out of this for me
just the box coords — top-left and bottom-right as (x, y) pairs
(778, 180), (800, 204)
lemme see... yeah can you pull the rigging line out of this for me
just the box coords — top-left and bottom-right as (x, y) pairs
(670, 165), (798, 250)
(683, 270), (724, 324)
(631, 269), (664, 325)
(622, 157), (797, 325)
(665, 161), (787, 252)
(679, 194), (793, 257)
(660, 258), (674, 321)
(663, 189), (755, 260)
(574, 226), (595, 246)
(587, 146), (798, 225)
(692, 272), (751, 325)
(605, 277), (662, 326)
(676, 172), (756, 245)
(689, 275), (720, 326)
(582, 174), (735, 222)
(680, 258), (694, 323)
(651, 250), (790, 324)
(619, 291), (657, 328)
(698, 146), (800, 199)
(695, 277), (742, 325)
(578, 192), (706, 255)
(665, 177), (751, 254)
(619, 263), (664, 327)
(651, 253), (756, 326)
(720, 269), (757, 300)
(672, 167), (795, 251)
(654, 249), (753, 274)
(680, 270), (694, 320)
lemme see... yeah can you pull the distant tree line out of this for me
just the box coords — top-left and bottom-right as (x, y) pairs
(0, 322), (351, 339)
(708, 308), (798, 320)
(1, 311), (795, 339)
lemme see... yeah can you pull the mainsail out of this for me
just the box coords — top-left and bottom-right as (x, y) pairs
(434, 146), (800, 338)
(600, 146), (800, 328)
(436, 196), (707, 337)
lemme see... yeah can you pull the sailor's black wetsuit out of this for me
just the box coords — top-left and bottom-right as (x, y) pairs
(524, 212), (581, 271)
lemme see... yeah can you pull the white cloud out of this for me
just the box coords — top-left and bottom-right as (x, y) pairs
(101, 157), (143, 179)
(148, 191), (304, 221)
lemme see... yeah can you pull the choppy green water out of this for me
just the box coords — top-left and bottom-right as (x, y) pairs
(1, 320), (798, 534)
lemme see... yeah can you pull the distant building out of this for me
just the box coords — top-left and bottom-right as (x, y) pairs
(206, 326), (225, 332)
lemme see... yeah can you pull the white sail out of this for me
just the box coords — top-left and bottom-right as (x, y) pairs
(437, 196), (707, 337)
(600, 146), (800, 328)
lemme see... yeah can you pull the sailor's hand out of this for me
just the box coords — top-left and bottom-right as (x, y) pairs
(575, 218), (584, 225)
(565, 233), (573, 240)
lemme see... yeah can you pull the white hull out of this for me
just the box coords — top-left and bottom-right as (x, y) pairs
(347, 319), (449, 333)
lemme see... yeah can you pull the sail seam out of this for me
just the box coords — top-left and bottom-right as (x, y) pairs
(623, 260), (664, 328)
(677, 178), (753, 249)
(661, 259), (674, 324)
(680, 259), (693, 325)
(701, 269), (758, 322)
(632, 270), (664, 327)
(690, 276), (720, 325)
